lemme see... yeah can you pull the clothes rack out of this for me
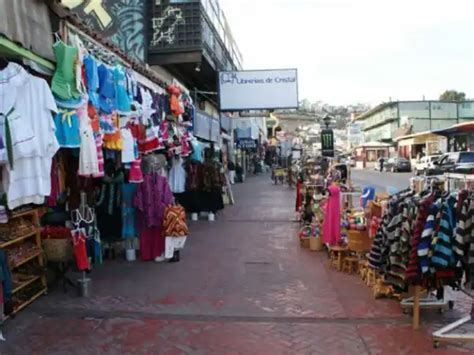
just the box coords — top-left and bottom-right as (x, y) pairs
(431, 173), (474, 348)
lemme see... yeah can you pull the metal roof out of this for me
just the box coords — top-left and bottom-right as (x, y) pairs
(432, 122), (474, 136)
(0, 0), (55, 61)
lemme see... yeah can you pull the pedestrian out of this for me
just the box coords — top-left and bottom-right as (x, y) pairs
(379, 157), (385, 172)
(228, 160), (236, 184)
(320, 158), (329, 177)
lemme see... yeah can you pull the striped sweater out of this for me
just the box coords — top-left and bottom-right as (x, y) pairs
(417, 202), (441, 274)
(432, 196), (457, 270)
(406, 196), (434, 283)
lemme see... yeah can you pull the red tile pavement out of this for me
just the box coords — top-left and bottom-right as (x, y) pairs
(0, 175), (473, 354)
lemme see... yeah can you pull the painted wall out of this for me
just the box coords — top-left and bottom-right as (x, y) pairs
(60, 0), (146, 62)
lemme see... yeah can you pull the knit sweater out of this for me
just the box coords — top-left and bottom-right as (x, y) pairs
(418, 202), (441, 274)
(432, 196), (457, 270)
(406, 196), (433, 283)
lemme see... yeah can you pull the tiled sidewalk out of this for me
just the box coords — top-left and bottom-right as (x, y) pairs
(0, 175), (472, 354)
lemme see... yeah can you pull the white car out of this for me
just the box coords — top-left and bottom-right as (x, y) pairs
(415, 155), (441, 175)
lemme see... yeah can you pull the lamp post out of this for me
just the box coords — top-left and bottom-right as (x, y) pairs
(322, 114), (333, 129)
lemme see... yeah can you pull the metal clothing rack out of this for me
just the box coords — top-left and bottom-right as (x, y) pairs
(430, 173), (474, 347)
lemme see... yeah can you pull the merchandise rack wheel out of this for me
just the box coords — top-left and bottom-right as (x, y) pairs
(438, 308), (444, 314)
(433, 341), (440, 349)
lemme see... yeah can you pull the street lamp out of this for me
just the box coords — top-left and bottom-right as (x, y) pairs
(322, 114), (333, 129)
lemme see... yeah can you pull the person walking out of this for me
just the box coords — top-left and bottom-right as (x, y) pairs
(379, 157), (385, 172)
(228, 160), (236, 184)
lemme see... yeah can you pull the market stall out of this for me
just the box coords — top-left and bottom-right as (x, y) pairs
(296, 166), (474, 348)
(0, 12), (225, 320)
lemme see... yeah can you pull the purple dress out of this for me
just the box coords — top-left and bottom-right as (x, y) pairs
(134, 174), (174, 261)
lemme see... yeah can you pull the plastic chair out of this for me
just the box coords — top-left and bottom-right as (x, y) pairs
(360, 186), (375, 208)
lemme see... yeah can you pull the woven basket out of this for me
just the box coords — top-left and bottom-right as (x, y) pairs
(42, 238), (73, 263)
(309, 236), (324, 251)
(300, 237), (310, 249)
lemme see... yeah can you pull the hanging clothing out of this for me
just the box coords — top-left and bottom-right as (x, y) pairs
(134, 173), (174, 228)
(122, 183), (138, 239)
(322, 183), (341, 246)
(84, 55), (99, 107)
(78, 107), (99, 176)
(0, 63), (60, 209)
(93, 133), (105, 178)
(114, 67), (131, 113)
(136, 217), (164, 262)
(54, 109), (81, 148)
(134, 174), (174, 261)
(96, 171), (124, 242)
(190, 139), (203, 162)
(71, 228), (90, 271)
(98, 64), (116, 113)
(168, 158), (186, 193)
(129, 158), (144, 184)
(51, 40), (81, 100)
(103, 113), (123, 150)
(121, 128), (136, 164)
(163, 205), (188, 237)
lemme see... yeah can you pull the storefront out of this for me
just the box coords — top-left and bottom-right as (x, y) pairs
(433, 122), (474, 152)
(354, 142), (392, 169)
(396, 131), (447, 161)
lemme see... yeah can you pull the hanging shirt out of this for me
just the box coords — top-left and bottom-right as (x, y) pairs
(84, 55), (99, 107)
(98, 64), (116, 113)
(0, 63), (60, 209)
(51, 41), (81, 100)
(114, 67), (131, 113)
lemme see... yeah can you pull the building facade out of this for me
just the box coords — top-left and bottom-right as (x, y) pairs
(147, 0), (243, 95)
(355, 101), (474, 143)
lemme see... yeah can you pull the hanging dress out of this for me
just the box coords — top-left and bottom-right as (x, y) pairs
(134, 173), (174, 261)
(122, 183), (138, 239)
(96, 171), (124, 242)
(51, 41), (81, 101)
(322, 183), (341, 246)
(78, 107), (99, 176)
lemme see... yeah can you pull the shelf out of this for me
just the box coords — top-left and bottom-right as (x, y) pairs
(10, 209), (38, 220)
(12, 288), (47, 315)
(12, 276), (41, 294)
(0, 229), (38, 249)
(10, 251), (42, 269)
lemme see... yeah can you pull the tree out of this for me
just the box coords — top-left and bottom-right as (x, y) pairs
(299, 99), (312, 112)
(439, 90), (466, 101)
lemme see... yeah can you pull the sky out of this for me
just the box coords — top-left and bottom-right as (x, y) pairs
(218, 0), (474, 106)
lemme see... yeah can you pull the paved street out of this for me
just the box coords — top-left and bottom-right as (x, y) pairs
(0, 174), (472, 354)
(351, 169), (414, 192)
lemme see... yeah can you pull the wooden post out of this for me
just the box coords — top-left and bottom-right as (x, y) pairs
(413, 285), (421, 330)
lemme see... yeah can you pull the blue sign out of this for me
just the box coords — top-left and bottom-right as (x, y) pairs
(237, 138), (257, 150)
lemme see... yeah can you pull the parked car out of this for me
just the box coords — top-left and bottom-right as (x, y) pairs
(426, 151), (474, 176)
(414, 155), (441, 175)
(384, 157), (412, 172)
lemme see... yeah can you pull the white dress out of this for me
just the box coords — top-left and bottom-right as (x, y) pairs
(121, 128), (136, 164)
(78, 107), (99, 176)
(168, 158), (186, 193)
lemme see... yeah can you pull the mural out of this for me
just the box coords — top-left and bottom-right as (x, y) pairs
(60, 0), (145, 62)
(150, 6), (185, 47)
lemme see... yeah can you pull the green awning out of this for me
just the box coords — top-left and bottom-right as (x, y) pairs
(0, 36), (55, 71)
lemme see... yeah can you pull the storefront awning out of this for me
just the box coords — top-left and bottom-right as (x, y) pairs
(432, 122), (474, 136)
